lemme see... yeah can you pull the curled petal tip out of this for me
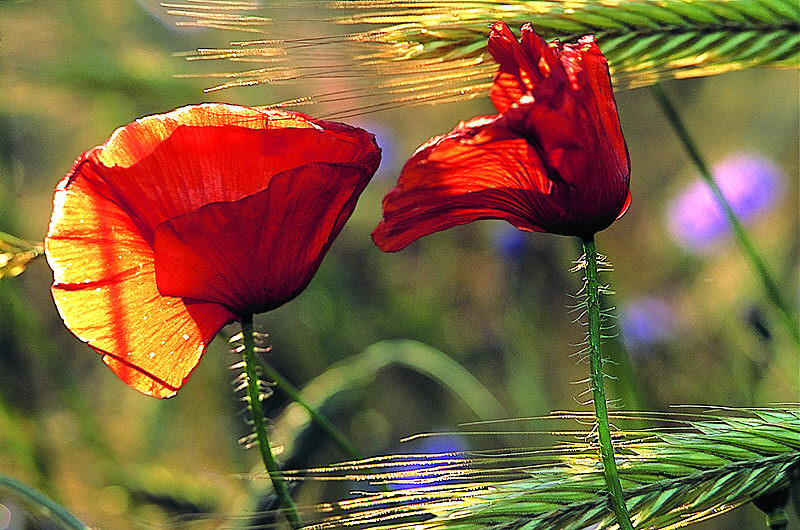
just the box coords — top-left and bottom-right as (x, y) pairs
(490, 21), (508, 33)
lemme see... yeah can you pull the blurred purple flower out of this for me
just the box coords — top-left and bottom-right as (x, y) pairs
(348, 120), (396, 180)
(667, 153), (785, 251)
(490, 222), (527, 261)
(410, 434), (469, 455)
(620, 296), (676, 350)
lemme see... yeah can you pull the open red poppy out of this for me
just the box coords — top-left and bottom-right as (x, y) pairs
(46, 104), (380, 398)
(373, 22), (631, 251)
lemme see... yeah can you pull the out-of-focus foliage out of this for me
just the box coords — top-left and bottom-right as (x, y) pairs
(0, 0), (797, 528)
(0, 232), (42, 280)
(0, 472), (88, 529)
(169, 0), (800, 117)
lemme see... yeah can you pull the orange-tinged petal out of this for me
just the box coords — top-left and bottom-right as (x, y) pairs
(53, 281), (233, 398)
(95, 104), (317, 169)
(46, 104), (379, 397)
(84, 106), (377, 240)
(47, 160), (235, 397)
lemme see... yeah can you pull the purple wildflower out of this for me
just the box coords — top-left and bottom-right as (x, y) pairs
(667, 153), (784, 251)
(620, 296), (676, 351)
(490, 222), (527, 261)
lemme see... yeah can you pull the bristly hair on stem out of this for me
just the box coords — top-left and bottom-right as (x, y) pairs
(271, 407), (800, 529)
(167, 0), (799, 117)
(236, 315), (303, 529)
(577, 237), (634, 529)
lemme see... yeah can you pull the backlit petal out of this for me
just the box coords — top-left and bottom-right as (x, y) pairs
(373, 116), (554, 252)
(81, 105), (377, 239)
(489, 22), (568, 114)
(153, 163), (374, 314)
(46, 160), (235, 397)
(46, 104), (380, 397)
(489, 21), (538, 113)
(375, 24), (631, 247)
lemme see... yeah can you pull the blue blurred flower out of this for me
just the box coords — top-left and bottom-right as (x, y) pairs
(348, 120), (397, 180)
(667, 153), (784, 251)
(490, 222), (527, 261)
(620, 296), (676, 351)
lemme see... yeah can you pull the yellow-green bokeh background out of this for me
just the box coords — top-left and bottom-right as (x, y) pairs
(0, 0), (797, 528)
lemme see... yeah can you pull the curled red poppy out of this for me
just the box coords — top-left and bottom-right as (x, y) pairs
(46, 104), (380, 398)
(372, 22), (630, 251)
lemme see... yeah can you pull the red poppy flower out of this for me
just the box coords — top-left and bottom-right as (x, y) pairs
(372, 22), (630, 251)
(46, 104), (380, 398)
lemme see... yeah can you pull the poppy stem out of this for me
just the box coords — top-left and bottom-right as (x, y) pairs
(241, 314), (303, 529)
(581, 236), (634, 530)
(651, 82), (800, 347)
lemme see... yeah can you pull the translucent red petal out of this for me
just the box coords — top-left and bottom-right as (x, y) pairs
(373, 116), (553, 251)
(153, 163), (374, 314)
(46, 104), (380, 397)
(374, 23), (630, 250)
(47, 159), (235, 398)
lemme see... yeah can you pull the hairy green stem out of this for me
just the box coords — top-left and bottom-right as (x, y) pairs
(255, 356), (364, 461)
(651, 83), (799, 347)
(241, 315), (303, 529)
(581, 237), (634, 530)
(0, 473), (88, 529)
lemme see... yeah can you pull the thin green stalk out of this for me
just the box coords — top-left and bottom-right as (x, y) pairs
(0, 473), (89, 530)
(581, 237), (634, 530)
(255, 356), (364, 461)
(0, 230), (43, 251)
(241, 315), (303, 529)
(651, 82), (800, 347)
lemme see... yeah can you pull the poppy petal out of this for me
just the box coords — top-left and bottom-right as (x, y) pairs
(46, 104), (379, 397)
(488, 22), (567, 114)
(83, 104), (378, 239)
(373, 116), (559, 252)
(374, 24), (630, 250)
(47, 154), (236, 398)
(153, 163), (374, 314)
(618, 190), (632, 219)
(560, 36), (630, 177)
(488, 23), (628, 196)
(489, 21), (538, 113)
(495, 30), (630, 222)
(95, 104), (317, 169)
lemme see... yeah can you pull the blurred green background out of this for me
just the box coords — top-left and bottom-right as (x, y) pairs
(0, 0), (797, 528)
